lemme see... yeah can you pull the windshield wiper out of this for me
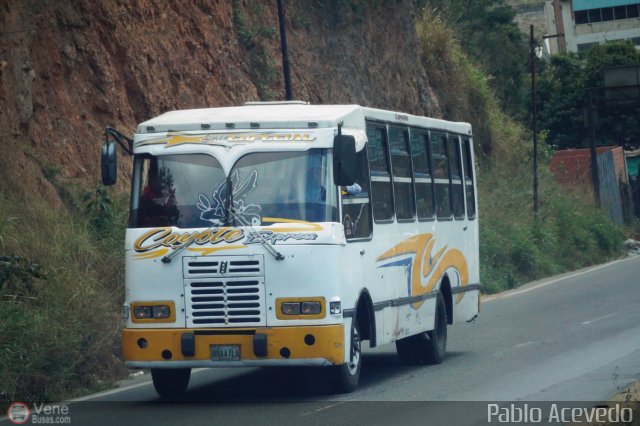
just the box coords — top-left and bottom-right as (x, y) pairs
(228, 207), (285, 261)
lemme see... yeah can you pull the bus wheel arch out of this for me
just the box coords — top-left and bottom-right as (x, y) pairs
(439, 275), (453, 325)
(355, 288), (377, 348)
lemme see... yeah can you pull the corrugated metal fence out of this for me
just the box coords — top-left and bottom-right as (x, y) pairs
(597, 150), (624, 224)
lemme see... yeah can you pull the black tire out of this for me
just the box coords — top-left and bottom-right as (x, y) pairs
(424, 292), (447, 364)
(151, 368), (191, 398)
(395, 292), (447, 365)
(329, 318), (361, 393)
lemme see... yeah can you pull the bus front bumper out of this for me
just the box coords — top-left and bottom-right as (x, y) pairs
(122, 324), (345, 368)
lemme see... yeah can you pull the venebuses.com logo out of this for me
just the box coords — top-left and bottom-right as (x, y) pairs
(6, 402), (71, 424)
(6, 402), (30, 424)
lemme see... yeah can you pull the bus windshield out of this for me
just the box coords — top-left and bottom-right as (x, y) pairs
(129, 149), (338, 228)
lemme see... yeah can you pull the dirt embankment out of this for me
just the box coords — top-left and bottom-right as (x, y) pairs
(0, 0), (440, 202)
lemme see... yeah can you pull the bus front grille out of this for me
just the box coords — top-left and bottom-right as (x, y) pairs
(183, 255), (265, 327)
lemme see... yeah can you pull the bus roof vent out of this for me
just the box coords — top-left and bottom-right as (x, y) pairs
(244, 101), (309, 106)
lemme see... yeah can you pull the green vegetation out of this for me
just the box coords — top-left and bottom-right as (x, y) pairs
(0, 184), (128, 403)
(426, 0), (529, 117)
(536, 42), (640, 150)
(417, 2), (624, 293)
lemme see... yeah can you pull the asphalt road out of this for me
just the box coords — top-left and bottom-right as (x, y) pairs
(5, 256), (640, 425)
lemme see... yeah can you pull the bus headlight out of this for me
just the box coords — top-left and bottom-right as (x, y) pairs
(277, 298), (325, 318)
(134, 306), (153, 319)
(131, 302), (175, 322)
(301, 301), (321, 315)
(281, 302), (301, 315)
(152, 305), (171, 319)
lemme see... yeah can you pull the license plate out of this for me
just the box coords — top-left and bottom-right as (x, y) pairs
(211, 344), (240, 361)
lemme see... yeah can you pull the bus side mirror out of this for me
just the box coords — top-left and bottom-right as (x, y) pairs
(101, 139), (117, 186)
(333, 134), (356, 186)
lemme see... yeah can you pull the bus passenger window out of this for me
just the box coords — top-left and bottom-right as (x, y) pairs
(462, 138), (476, 219)
(410, 131), (435, 220)
(389, 127), (416, 221)
(430, 132), (452, 219)
(448, 135), (465, 220)
(342, 149), (372, 240)
(366, 125), (394, 222)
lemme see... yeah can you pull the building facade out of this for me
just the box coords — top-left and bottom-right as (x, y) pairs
(545, 0), (640, 53)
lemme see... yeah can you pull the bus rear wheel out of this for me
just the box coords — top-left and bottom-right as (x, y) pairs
(395, 292), (447, 365)
(328, 318), (361, 393)
(151, 368), (191, 398)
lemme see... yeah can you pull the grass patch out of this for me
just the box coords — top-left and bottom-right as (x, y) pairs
(0, 184), (128, 403)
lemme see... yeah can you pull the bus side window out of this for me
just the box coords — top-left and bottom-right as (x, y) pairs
(342, 149), (372, 240)
(389, 127), (416, 221)
(430, 132), (452, 219)
(410, 130), (435, 220)
(448, 135), (465, 220)
(462, 138), (477, 219)
(366, 124), (394, 222)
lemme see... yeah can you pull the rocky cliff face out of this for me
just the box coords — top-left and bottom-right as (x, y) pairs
(0, 0), (440, 201)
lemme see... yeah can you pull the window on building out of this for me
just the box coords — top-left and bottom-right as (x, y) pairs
(589, 8), (602, 23)
(577, 4), (640, 24)
(366, 124), (394, 222)
(389, 127), (416, 221)
(614, 6), (627, 19)
(577, 42), (598, 52)
(575, 10), (589, 24)
(410, 130), (435, 220)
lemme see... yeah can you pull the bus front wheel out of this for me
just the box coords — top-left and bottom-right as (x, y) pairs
(395, 292), (447, 365)
(329, 318), (361, 393)
(151, 368), (191, 398)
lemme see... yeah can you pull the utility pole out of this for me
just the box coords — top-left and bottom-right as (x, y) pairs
(530, 27), (564, 216)
(530, 25), (539, 216)
(586, 90), (601, 207)
(277, 0), (293, 100)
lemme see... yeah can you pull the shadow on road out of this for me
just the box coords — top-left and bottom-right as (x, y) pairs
(161, 350), (468, 402)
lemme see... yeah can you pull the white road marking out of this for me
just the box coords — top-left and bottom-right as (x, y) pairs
(300, 401), (348, 416)
(483, 256), (638, 302)
(513, 341), (537, 348)
(581, 313), (615, 325)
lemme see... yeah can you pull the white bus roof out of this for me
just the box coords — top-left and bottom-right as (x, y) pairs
(137, 102), (472, 136)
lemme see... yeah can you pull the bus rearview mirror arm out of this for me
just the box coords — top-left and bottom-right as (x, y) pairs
(101, 126), (134, 186)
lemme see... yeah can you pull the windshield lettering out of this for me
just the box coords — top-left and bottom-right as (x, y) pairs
(134, 227), (244, 253)
(244, 230), (318, 245)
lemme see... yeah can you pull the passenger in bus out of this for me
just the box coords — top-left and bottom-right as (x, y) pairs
(342, 183), (362, 196)
(139, 165), (179, 227)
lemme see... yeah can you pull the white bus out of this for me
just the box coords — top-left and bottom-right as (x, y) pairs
(101, 102), (480, 397)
